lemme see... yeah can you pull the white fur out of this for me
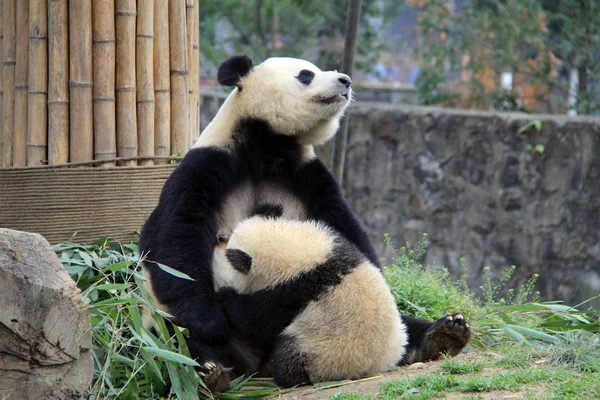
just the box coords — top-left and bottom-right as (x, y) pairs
(225, 217), (336, 293)
(194, 57), (352, 158)
(223, 217), (408, 381)
(285, 262), (407, 382)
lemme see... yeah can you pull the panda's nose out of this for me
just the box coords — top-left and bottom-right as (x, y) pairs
(338, 75), (352, 88)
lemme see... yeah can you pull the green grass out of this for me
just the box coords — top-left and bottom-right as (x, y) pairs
(55, 234), (600, 399)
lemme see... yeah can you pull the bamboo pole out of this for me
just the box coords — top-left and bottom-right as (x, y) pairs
(169, 0), (188, 157)
(27, 0), (47, 166)
(48, 0), (69, 165)
(13, 0), (28, 166)
(186, 0), (199, 148)
(153, 0), (170, 164)
(137, 0), (155, 166)
(69, 0), (93, 163)
(0, 0), (4, 166)
(116, 0), (138, 166)
(1, 0), (15, 167)
(93, 0), (116, 167)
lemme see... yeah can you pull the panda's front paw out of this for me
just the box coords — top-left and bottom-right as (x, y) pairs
(424, 313), (471, 358)
(199, 361), (232, 393)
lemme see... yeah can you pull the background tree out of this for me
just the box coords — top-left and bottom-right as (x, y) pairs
(408, 0), (600, 115)
(199, 0), (400, 76)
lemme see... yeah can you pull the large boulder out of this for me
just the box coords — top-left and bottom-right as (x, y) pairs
(0, 228), (93, 400)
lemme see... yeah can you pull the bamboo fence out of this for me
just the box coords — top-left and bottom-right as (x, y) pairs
(0, 0), (200, 168)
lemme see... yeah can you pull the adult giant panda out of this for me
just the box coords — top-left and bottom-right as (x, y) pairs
(139, 55), (471, 392)
(218, 215), (408, 387)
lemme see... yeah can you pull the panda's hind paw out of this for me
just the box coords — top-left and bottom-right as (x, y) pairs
(199, 361), (232, 393)
(424, 313), (472, 358)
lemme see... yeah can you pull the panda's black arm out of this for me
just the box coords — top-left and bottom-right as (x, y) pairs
(292, 159), (380, 267)
(140, 148), (238, 342)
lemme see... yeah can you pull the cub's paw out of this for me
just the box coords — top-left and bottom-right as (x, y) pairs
(424, 313), (472, 358)
(199, 361), (232, 393)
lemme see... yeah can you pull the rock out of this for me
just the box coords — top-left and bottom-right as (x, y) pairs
(0, 228), (93, 400)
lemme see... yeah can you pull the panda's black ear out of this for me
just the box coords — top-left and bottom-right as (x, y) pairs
(218, 55), (253, 87)
(226, 249), (252, 274)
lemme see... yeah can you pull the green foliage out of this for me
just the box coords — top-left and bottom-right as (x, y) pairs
(199, 0), (400, 75)
(440, 357), (485, 375)
(383, 234), (600, 349)
(55, 238), (281, 400)
(409, 0), (600, 115)
(55, 239), (206, 399)
(383, 233), (480, 321)
(414, 68), (451, 106)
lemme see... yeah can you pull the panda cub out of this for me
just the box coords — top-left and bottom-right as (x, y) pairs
(218, 215), (408, 387)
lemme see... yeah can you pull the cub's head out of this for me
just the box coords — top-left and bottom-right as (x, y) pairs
(224, 216), (336, 293)
(218, 55), (352, 145)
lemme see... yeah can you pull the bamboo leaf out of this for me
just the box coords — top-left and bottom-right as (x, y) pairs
(156, 263), (195, 281)
(141, 347), (200, 366)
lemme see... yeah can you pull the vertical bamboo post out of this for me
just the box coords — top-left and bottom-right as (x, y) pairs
(48, 0), (69, 165)
(27, 0), (47, 166)
(93, 0), (116, 166)
(69, 0), (93, 163)
(154, 0), (170, 163)
(13, 0), (28, 166)
(0, 0), (4, 166)
(186, 0), (199, 148)
(169, 0), (188, 157)
(137, 0), (155, 166)
(1, 0), (15, 167)
(116, 0), (137, 166)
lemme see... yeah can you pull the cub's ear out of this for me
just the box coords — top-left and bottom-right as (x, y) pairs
(218, 55), (253, 87)
(225, 249), (252, 274)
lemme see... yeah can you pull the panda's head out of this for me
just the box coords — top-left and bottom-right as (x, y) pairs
(218, 55), (352, 145)
(224, 216), (336, 293)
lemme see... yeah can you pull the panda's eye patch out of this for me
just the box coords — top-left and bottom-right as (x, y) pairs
(296, 69), (315, 85)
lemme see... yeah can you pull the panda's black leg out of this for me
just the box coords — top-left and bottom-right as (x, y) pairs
(269, 334), (310, 388)
(399, 313), (471, 365)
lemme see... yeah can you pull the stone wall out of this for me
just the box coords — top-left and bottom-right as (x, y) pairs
(200, 90), (600, 306)
(341, 103), (600, 306)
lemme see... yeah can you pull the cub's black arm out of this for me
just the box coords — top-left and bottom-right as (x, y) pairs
(292, 159), (380, 267)
(140, 148), (238, 342)
(216, 257), (352, 345)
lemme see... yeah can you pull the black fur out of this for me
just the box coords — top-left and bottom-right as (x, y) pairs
(218, 55), (253, 87)
(296, 69), (315, 86)
(249, 203), (284, 219)
(270, 334), (310, 387)
(139, 113), (470, 389)
(138, 116), (376, 384)
(226, 249), (252, 274)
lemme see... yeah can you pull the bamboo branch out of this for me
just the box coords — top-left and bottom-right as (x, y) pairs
(137, 0), (155, 166)
(116, 0), (138, 166)
(69, 0), (94, 163)
(48, 0), (69, 165)
(27, 0), (48, 166)
(169, 0), (188, 157)
(153, 0), (170, 163)
(0, 0), (5, 166)
(93, 0), (117, 167)
(13, 0), (29, 166)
